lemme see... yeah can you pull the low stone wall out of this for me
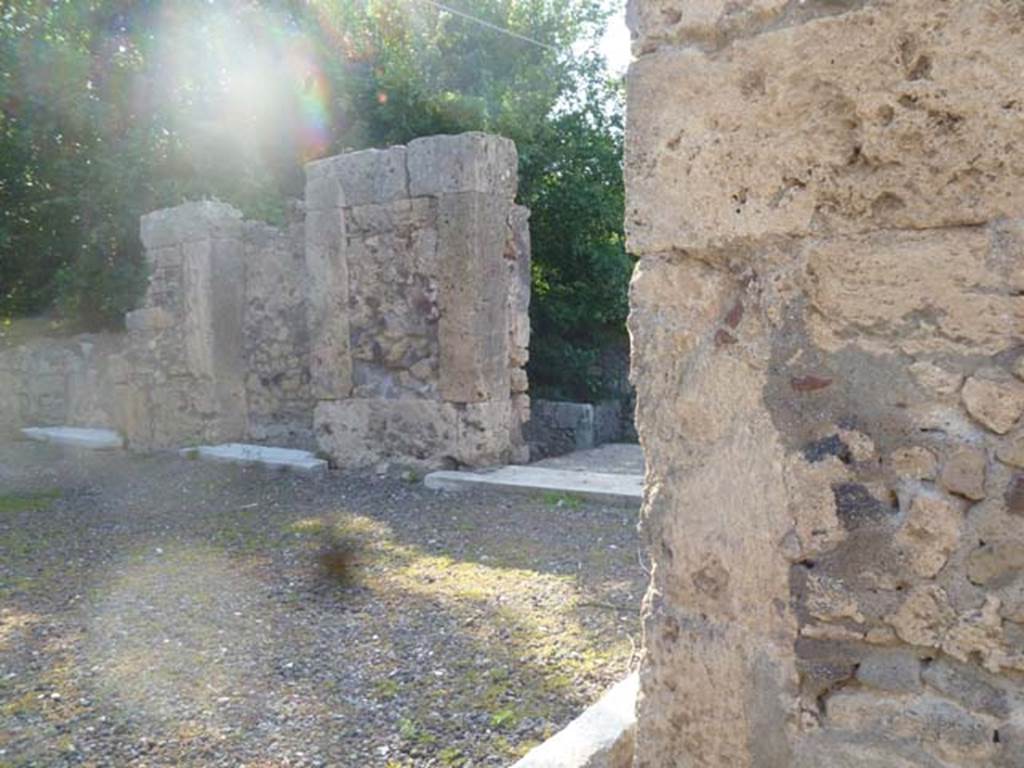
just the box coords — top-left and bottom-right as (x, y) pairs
(526, 399), (635, 459)
(2, 133), (530, 468)
(0, 335), (124, 435)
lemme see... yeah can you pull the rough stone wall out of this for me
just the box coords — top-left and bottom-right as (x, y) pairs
(309, 133), (530, 468)
(242, 210), (315, 446)
(626, 1), (1024, 766)
(1, 133), (529, 467)
(0, 335), (123, 433)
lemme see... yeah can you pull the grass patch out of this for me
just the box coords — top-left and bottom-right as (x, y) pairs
(541, 491), (583, 510)
(0, 489), (60, 515)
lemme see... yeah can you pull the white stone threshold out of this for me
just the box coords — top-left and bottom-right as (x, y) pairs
(181, 443), (327, 474)
(424, 466), (643, 505)
(21, 426), (124, 450)
(511, 673), (638, 768)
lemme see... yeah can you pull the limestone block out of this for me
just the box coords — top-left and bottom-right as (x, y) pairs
(805, 227), (1023, 357)
(921, 657), (1012, 719)
(627, 0), (792, 53)
(140, 201), (243, 249)
(966, 541), (1024, 588)
(887, 446), (938, 481)
(407, 132), (517, 199)
(507, 204), (532, 364)
(304, 208), (352, 399)
(304, 146), (408, 208)
(854, 649), (922, 693)
(824, 690), (998, 766)
(456, 400), (512, 466)
(626, 0), (1024, 254)
(314, 399), (457, 469)
(344, 196), (436, 235)
(939, 446), (988, 501)
(962, 373), (1024, 435)
(437, 192), (510, 403)
(894, 492), (962, 578)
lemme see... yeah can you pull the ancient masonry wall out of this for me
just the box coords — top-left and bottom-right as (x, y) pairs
(307, 133), (529, 467)
(626, 1), (1024, 766)
(0, 132), (529, 467)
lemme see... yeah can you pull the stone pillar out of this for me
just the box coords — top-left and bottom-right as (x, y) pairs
(626, 1), (1024, 766)
(310, 132), (527, 469)
(132, 201), (247, 447)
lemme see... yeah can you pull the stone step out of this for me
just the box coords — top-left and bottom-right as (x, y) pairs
(424, 466), (643, 505)
(21, 427), (124, 450)
(510, 673), (638, 768)
(182, 444), (327, 474)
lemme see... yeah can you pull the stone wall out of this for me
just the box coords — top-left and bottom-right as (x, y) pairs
(1, 133), (529, 467)
(242, 210), (315, 446)
(626, 1), (1024, 766)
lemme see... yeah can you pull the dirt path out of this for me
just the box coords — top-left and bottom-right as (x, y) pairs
(0, 438), (643, 767)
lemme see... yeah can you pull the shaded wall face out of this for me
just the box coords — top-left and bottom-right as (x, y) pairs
(625, 1), (1024, 765)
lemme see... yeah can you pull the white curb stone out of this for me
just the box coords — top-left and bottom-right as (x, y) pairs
(182, 443), (328, 474)
(424, 466), (643, 505)
(510, 673), (638, 768)
(21, 427), (124, 450)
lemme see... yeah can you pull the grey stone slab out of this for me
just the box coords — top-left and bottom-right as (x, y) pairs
(510, 673), (638, 768)
(424, 465), (643, 505)
(407, 132), (518, 198)
(140, 201), (243, 249)
(304, 146), (408, 207)
(21, 426), (124, 450)
(183, 443), (327, 474)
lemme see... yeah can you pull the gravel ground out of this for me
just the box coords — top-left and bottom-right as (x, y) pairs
(0, 437), (644, 768)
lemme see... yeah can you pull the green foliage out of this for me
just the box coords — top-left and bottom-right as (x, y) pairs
(2, 0), (630, 396)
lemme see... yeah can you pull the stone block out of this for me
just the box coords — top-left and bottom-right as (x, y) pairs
(966, 540), (1024, 588)
(854, 649), (922, 693)
(627, 0), (785, 53)
(507, 204), (532, 358)
(804, 227), (1022, 357)
(527, 400), (596, 459)
(921, 657), (1011, 719)
(304, 146), (408, 207)
(125, 307), (174, 332)
(21, 426), (124, 450)
(939, 446), (988, 501)
(962, 372), (1024, 435)
(304, 208), (353, 399)
(183, 443), (327, 474)
(625, 0), (1024, 254)
(456, 400), (512, 466)
(894, 492), (962, 578)
(825, 690), (997, 765)
(315, 399), (458, 469)
(140, 201), (243, 249)
(407, 132), (517, 198)
(437, 192), (510, 403)
(511, 673), (637, 768)
(888, 446), (938, 481)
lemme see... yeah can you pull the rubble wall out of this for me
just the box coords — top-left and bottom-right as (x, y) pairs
(1, 133), (529, 466)
(625, 1), (1024, 765)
